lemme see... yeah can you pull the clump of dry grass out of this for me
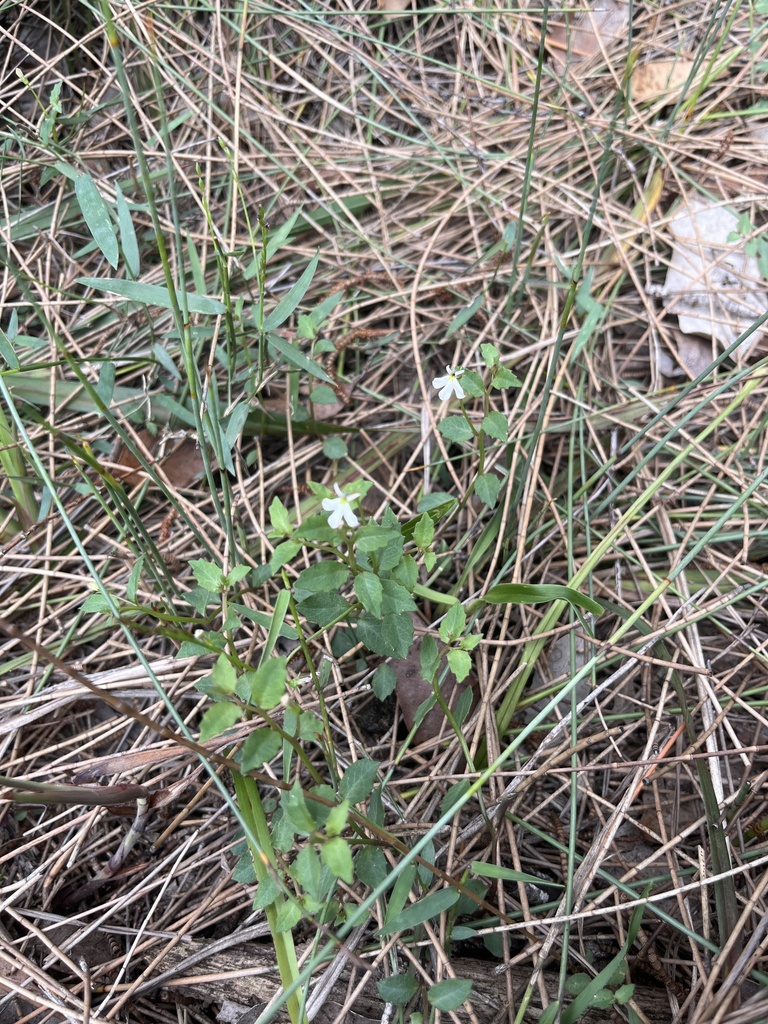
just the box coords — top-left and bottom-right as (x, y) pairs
(2, 1), (768, 1022)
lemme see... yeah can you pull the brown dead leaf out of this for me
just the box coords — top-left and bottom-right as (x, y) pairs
(394, 617), (476, 747)
(113, 427), (204, 488)
(631, 59), (697, 103)
(546, 1), (628, 68)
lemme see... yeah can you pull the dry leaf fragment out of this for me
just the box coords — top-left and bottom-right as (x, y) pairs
(546, 1), (628, 68)
(631, 59), (698, 103)
(377, 0), (410, 14)
(113, 427), (204, 488)
(661, 195), (768, 356)
(394, 616), (476, 747)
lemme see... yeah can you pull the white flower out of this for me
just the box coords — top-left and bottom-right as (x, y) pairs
(432, 365), (466, 401)
(322, 483), (360, 529)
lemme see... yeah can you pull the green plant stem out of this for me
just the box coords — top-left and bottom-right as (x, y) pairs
(232, 772), (308, 1024)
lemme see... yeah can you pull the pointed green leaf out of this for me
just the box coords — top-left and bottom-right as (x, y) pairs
(446, 294), (483, 337)
(339, 758), (380, 804)
(75, 174), (118, 268)
(77, 277), (225, 315)
(379, 888), (459, 935)
(484, 583), (603, 616)
(446, 648), (472, 683)
(377, 973), (418, 1005)
(267, 332), (334, 384)
(115, 182), (140, 277)
(475, 472), (502, 508)
(321, 836), (354, 883)
(190, 559), (226, 592)
(428, 978), (473, 1011)
(264, 252), (319, 329)
(240, 728), (282, 770)
(198, 701), (241, 741)
(438, 416), (473, 442)
(211, 653), (237, 694)
(354, 571), (383, 618)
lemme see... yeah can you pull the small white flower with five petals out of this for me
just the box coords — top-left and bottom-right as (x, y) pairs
(432, 365), (466, 401)
(322, 483), (360, 529)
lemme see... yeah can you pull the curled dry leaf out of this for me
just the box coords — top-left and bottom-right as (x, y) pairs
(631, 59), (698, 103)
(546, 1), (628, 69)
(113, 427), (205, 488)
(661, 195), (768, 355)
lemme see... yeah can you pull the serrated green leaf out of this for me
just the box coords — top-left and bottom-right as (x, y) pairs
(372, 663), (397, 700)
(199, 701), (241, 741)
(446, 648), (472, 683)
(481, 342), (499, 368)
(270, 540), (301, 572)
(381, 612), (414, 659)
(242, 657), (287, 710)
(475, 472), (502, 508)
(325, 800), (349, 837)
(614, 984), (635, 1005)
(354, 571), (383, 617)
(82, 592), (113, 614)
(232, 848), (257, 884)
(226, 564), (251, 586)
(379, 579), (417, 616)
(240, 728), (282, 770)
(339, 758), (380, 804)
(291, 844), (325, 900)
(439, 601), (466, 643)
(269, 495), (292, 536)
(77, 277), (225, 315)
(377, 973), (418, 1005)
(75, 174), (119, 268)
(252, 873), (280, 909)
(413, 512), (434, 549)
(274, 899), (302, 933)
(296, 592), (350, 627)
(321, 836), (353, 883)
(211, 653), (237, 694)
(295, 560), (350, 597)
(484, 583), (603, 616)
(190, 558), (226, 592)
(379, 888), (460, 935)
(281, 782), (316, 835)
(354, 524), (401, 552)
(428, 978), (473, 1011)
(438, 416), (474, 442)
(492, 366), (521, 389)
(482, 410), (508, 441)
(459, 369), (484, 397)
